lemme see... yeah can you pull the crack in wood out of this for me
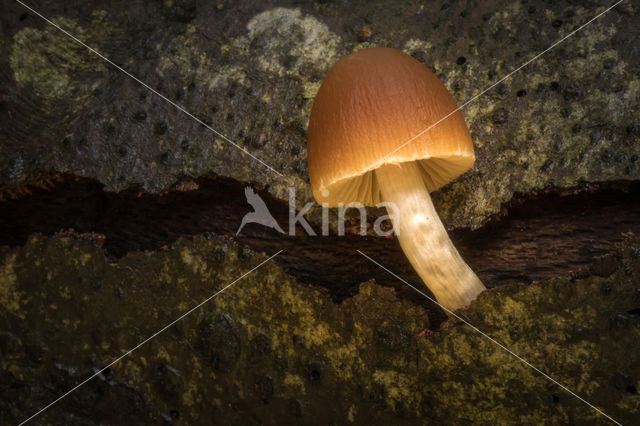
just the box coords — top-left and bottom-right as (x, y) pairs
(1, 175), (639, 323)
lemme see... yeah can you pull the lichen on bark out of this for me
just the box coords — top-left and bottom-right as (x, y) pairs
(2, 1), (638, 226)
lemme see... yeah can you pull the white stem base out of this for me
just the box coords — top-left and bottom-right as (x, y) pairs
(376, 162), (486, 311)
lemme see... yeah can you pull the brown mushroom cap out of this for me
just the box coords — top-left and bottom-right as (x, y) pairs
(307, 47), (475, 206)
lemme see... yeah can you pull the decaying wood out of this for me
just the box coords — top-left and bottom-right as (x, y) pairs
(2, 176), (639, 313)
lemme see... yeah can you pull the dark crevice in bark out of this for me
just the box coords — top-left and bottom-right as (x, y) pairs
(1, 174), (640, 327)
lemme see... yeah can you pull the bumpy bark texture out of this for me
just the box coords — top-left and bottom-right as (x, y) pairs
(1, 0), (640, 424)
(0, 0), (638, 226)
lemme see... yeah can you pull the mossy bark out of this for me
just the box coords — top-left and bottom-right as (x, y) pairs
(1, 234), (640, 424)
(1, 0), (638, 226)
(1, 1), (639, 424)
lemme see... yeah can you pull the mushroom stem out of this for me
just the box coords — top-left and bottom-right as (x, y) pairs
(376, 161), (486, 311)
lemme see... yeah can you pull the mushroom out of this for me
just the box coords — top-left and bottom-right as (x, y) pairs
(307, 47), (485, 311)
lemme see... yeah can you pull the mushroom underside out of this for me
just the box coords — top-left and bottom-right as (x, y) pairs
(321, 155), (474, 207)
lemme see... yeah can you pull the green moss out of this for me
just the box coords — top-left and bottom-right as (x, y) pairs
(372, 369), (420, 412)
(2, 234), (640, 423)
(10, 16), (106, 101)
(283, 373), (306, 394)
(0, 253), (23, 318)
